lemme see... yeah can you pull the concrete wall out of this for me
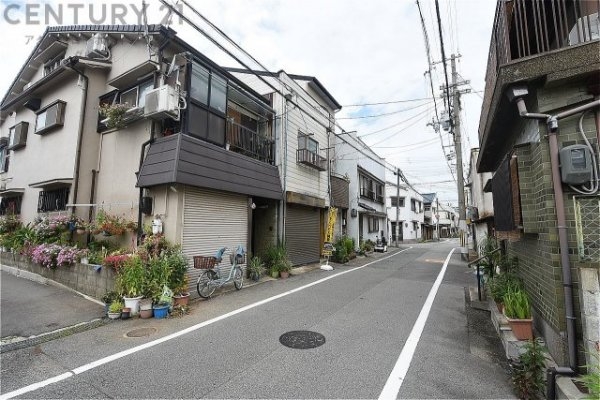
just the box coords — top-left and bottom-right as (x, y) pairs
(579, 268), (600, 373)
(0, 252), (116, 300)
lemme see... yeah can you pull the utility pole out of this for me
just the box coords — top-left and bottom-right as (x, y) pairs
(449, 54), (468, 242)
(395, 168), (400, 247)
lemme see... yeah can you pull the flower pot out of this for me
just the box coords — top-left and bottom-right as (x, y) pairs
(139, 298), (153, 311)
(250, 272), (260, 282)
(270, 270), (279, 279)
(507, 317), (533, 340)
(153, 304), (169, 319)
(123, 296), (143, 316)
(173, 293), (190, 307)
(280, 271), (289, 279)
(107, 311), (121, 320)
(139, 308), (153, 319)
(121, 307), (131, 319)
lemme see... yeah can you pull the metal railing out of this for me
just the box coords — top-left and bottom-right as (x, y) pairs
(484, 0), (598, 108)
(226, 121), (275, 165)
(296, 148), (326, 171)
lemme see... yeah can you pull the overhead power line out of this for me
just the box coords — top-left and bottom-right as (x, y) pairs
(337, 100), (433, 120)
(342, 96), (433, 107)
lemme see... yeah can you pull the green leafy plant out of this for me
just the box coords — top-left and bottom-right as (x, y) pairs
(247, 256), (265, 280)
(264, 244), (292, 276)
(504, 288), (532, 319)
(101, 290), (120, 305)
(167, 249), (189, 295)
(332, 236), (355, 263)
(489, 273), (522, 304)
(578, 352), (600, 400)
(99, 102), (130, 129)
(478, 235), (500, 278)
(108, 299), (124, 313)
(511, 338), (547, 399)
(116, 255), (145, 297)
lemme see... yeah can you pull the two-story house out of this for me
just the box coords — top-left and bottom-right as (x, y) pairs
(334, 132), (387, 248)
(227, 69), (341, 265)
(385, 174), (423, 244)
(0, 25), (283, 291)
(478, 0), (599, 370)
(422, 193), (438, 240)
(466, 148), (494, 252)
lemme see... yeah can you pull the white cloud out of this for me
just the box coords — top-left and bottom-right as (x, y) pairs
(0, 0), (496, 204)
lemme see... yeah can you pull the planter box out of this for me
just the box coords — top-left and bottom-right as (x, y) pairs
(0, 251), (116, 300)
(506, 317), (533, 340)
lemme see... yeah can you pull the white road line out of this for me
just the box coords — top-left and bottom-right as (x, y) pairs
(0, 247), (413, 400)
(378, 247), (456, 400)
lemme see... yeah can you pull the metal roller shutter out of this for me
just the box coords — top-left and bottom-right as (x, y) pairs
(285, 205), (320, 266)
(182, 187), (248, 295)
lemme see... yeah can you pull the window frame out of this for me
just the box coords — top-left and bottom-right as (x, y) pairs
(0, 195), (23, 216)
(0, 143), (9, 173)
(37, 187), (70, 213)
(368, 216), (379, 233)
(34, 100), (66, 135)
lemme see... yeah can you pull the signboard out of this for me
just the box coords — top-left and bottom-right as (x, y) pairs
(323, 207), (337, 256)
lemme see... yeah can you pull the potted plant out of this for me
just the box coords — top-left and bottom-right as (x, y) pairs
(99, 102), (130, 130)
(488, 273), (521, 313)
(510, 338), (547, 399)
(107, 300), (123, 320)
(264, 244), (292, 279)
(101, 290), (120, 315)
(168, 250), (190, 306)
(503, 287), (533, 340)
(116, 255), (145, 315)
(247, 256), (265, 281)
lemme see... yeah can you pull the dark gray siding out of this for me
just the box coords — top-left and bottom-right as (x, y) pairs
(137, 135), (282, 200)
(331, 176), (349, 209)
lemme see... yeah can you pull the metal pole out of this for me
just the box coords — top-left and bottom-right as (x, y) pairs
(395, 168), (400, 247)
(451, 54), (467, 239)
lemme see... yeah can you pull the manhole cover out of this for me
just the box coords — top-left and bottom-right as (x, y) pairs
(279, 331), (325, 349)
(125, 328), (157, 338)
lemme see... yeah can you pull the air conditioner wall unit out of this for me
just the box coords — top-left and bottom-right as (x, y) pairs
(144, 85), (179, 120)
(86, 33), (109, 59)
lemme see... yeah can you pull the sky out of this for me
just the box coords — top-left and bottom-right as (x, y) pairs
(0, 0), (497, 206)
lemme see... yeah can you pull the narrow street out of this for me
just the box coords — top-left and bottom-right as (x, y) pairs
(1, 240), (514, 399)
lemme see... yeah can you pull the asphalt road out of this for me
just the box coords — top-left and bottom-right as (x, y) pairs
(0, 240), (515, 399)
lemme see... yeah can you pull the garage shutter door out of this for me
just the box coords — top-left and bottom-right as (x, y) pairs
(285, 205), (320, 266)
(182, 187), (248, 295)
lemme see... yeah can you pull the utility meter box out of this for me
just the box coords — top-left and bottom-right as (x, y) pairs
(559, 144), (593, 185)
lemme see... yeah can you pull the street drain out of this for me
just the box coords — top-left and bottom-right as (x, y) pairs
(125, 327), (157, 338)
(279, 331), (325, 349)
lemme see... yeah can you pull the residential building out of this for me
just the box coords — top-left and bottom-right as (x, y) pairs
(227, 69), (341, 265)
(0, 25), (284, 291)
(466, 148), (494, 252)
(477, 0), (599, 368)
(437, 203), (458, 238)
(385, 173), (423, 244)
(333, 131), (387, 248)
(421, 193), (438, 240)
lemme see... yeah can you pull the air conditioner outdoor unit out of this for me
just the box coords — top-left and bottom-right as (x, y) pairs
(144, 85), (179, 120)
(568, 13), (599, 45)
(86, 33), (109, 59)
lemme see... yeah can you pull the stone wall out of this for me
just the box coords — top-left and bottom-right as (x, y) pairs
(0, 252), (116, 300)
(579, 268), (600, 373)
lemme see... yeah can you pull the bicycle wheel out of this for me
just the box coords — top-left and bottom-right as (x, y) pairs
(233, 267), (243, 290)
(197, 270), (217, 298)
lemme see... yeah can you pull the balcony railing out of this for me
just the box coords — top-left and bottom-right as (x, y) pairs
(297, 148), (326, 171)
(485, 0), (598, 95)
(226, 121), (275, 165)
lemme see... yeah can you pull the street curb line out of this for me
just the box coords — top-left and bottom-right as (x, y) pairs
(0, 318), (108, 354)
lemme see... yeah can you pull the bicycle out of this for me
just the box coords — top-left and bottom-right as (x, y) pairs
(194, 246), (245, 298)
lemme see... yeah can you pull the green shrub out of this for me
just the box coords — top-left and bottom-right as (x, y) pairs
(511, 338), (547, 399)
(264, 244), (292, 275)
(504, 288), (531, 319)
(489, 273), (522, 303)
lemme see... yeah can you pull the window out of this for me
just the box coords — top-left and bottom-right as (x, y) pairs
(375, 183), (384, 204)
(0, 195), (22, 216)
(424, 204), (431, 211)
(35, 101), (66, 135)
(8, 122), (29, 150)
(411, 199), (417, 212)
(368, 216), (379, 233)
(391, 196), (405, 207)
(190, 63), (209, 105)
(0, 143), (9, 173)
(360, 175), (373, 198)
(37, 187), (70, 212)
(210, 74), (227, 114)
(298, 134), (318, 153)
(119, 80), (153, 109)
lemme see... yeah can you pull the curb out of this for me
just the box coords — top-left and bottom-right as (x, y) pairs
(0, 318), (108, 354)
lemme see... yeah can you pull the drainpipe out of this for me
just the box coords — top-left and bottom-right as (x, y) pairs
(508, 86), (600, 396)
(64, 58), (88, 226)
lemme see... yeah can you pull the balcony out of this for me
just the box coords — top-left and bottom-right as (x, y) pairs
(478, 0), (599, 171)
(226, 121), (275, 165)
(297, 148), (327, 171)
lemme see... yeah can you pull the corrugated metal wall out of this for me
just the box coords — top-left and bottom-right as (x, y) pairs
(182, 187), (248, 294)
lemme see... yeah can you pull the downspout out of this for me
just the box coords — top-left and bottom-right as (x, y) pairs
(508, 87), (600, 396)
(64, 58), (88, 227)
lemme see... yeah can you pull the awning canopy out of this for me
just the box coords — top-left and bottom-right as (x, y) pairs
(0, 188), (25, 197)
(29, 178), (72, 189)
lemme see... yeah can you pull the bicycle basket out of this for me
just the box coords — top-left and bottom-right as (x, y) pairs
(229, 253), (246, 265)
(193, 256), (217, 269)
